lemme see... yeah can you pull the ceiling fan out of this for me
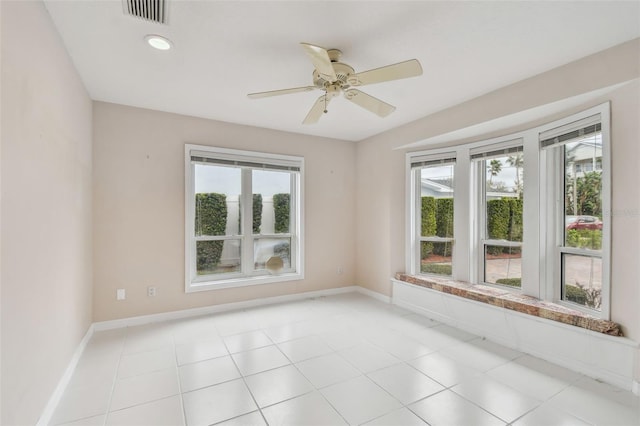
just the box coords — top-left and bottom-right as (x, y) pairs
(248, 43), (423, 124)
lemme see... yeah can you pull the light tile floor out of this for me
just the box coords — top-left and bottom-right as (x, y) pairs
(52, 292), (640, 426)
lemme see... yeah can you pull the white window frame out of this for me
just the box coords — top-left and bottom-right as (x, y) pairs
(185, 144), (304, 292)
(406, 102), (610, 319)
(408, 153), (457, 277)
(407, 149), (472, 281)
(471, 140), (525, 288)
(539, 104), (610, 318)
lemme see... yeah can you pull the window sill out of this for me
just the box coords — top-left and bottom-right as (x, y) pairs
(187, 272), (303, 293)
(395, 273), (623, 336)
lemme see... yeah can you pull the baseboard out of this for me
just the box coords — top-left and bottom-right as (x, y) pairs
(94, 285), (359, 331)
(36, 323), (94, 426)
(355, 286), (392, 304)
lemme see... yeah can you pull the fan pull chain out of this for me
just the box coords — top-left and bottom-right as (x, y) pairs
(323, 92), (328, 114)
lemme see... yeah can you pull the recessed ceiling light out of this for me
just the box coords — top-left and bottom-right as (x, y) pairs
(145, 34), (172, 51)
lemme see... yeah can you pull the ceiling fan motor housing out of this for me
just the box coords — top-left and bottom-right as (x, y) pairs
(248, 42), (423, 124)
(313, 62), (355, 91)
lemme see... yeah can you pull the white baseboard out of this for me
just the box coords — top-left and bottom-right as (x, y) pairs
(36, 324), (94, 426)
(355, 286), (392, 304)
(94, 285), (359, 331)
(392, 279), (639, 392)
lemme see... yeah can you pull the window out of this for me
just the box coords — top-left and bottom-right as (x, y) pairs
(406, 103), (610, 318)
(540, 116), (608, 314)
(185, 145), (303, 291)
(472, 144), (524, 288)
(409, 155), (456, 277)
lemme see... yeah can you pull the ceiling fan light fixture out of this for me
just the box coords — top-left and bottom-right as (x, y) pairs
(145, 34), (172, 50)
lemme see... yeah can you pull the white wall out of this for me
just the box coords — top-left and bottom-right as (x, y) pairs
(92, 102), (356, 321)
(0, 1), (93, 424)
(356, 39), (640, 381)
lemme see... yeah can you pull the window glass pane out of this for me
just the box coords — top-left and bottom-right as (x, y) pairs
(420, 241), (452, 276)
(420, 165), (454, 238)
(197, 239), (241, 275)
(484, 245), (522, 288)
(195, 164), (241, 236)
(564, 134), (602, 249)
(254, 238), (291, 271)
(562, 253), (602, 311)
(484, 154), (523, 242)
(252, 170), (291, 235)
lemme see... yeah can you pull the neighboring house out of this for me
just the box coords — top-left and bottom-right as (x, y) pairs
(566, 140), (602, 177)
(421, 179), (517, 200)
(420, 179), (454, 198)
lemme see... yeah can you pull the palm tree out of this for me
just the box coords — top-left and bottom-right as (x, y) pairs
(507, 154), (524, 195)
(488, 159), (502, 187)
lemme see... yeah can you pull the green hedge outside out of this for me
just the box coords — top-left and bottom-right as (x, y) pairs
(486, 198), (523, 255)
(253, 194), (263, 234)
(566, 229), (602, 250)
(495, 278), (521, 287)
(421, 263), (452, 275)
(421, 197), (437, 258)
(419, 196), (453, 257)
(195, 193), (227, 273)
(508, 198), (523, 242)
(238, 194), (263, 234)
(273, 193), (290, 234)
(565, 285), (587, 305)
(435, 198), (454, 256)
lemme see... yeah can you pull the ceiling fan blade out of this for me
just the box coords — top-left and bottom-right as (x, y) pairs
(300, 42), (337, 82)
(303, 94), (330, 125)
(344, 89), (395, 117)
(248, 86), (316, 99)
(349, 59), (422, 86)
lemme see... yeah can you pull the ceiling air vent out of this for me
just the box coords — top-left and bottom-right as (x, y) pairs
(123, 0), (167, 24)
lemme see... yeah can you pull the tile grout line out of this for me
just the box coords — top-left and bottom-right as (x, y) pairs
(222, 331), (271, 426)
(102, 328), (127, 426)
(172, 329), (188, 426)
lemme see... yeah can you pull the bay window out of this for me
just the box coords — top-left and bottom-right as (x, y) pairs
(407, 103), (610, 318)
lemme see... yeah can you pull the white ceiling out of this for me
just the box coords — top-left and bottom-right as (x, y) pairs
(44, 1), (640, 142)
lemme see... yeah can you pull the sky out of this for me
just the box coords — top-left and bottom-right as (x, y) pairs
(420, 160), (521, 191)
(195, 164), (291, 196)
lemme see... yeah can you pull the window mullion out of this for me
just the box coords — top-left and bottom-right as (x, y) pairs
(453, 149), (469, 281)
(521, 134), (539, 298)
(414, 169), (421, 275)
(241, 168), (253, 275)
(289, 172), (298, 272)
(188, 161), (197, 287)
(477, 161), (487, 284)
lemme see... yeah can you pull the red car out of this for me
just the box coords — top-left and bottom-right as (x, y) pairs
(565, 215), (603, 230)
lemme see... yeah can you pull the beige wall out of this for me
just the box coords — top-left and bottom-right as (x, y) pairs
(0, 1), (93, 424)
(356, 39), (640, 378)
(0, 5), (638, 421)
(92, 102), (356, 321)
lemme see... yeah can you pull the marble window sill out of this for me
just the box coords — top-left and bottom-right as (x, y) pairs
(395, 273), (623, 336)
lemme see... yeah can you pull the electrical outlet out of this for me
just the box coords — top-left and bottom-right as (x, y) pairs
(116, 288), (126, 300)
(147, 286), (157, 297)
(337, 266), (344, 275)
